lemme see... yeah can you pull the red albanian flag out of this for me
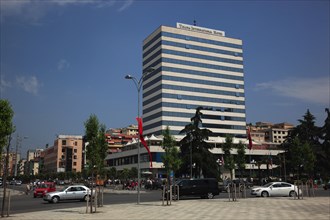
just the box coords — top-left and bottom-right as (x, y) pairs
(136, 117), (153, 167)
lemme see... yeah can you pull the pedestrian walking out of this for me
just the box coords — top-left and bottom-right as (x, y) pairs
(26, 183), (31, 195)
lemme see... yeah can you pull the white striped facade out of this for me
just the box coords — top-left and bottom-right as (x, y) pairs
(142, 24), (246, 138)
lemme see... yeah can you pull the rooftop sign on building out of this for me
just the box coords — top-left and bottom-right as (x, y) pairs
(176, 22), (225, 37)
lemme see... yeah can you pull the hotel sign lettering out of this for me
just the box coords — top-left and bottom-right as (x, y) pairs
(176, 23), (225, 37)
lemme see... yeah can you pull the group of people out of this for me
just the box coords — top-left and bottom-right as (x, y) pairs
(123, 180), (138, 190)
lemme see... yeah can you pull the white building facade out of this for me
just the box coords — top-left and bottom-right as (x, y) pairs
(142, 23), (246, 139)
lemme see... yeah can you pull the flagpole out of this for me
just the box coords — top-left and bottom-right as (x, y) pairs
(247, 127), (253, 182)
(249, 151), (252, 180)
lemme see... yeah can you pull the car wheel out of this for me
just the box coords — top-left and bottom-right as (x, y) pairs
(289, 191), (296, 197)
(261, 191), (269, 197)
(51, 196), (60, 203)
(82, 195), (90, 202)
(207, 192), (214, 199)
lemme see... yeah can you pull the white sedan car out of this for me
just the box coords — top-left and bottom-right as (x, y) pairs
(251, 182), (300, 197)
(43, 185), (91, 203)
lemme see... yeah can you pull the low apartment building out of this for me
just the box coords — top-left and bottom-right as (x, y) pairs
(250, 122), (294, 145)
(43, 135), (83, 173)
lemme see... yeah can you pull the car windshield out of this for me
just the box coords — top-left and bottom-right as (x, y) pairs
(262, 183), (274, 187)
(38, 184), (50, 188)
(61, 186), (71, 192)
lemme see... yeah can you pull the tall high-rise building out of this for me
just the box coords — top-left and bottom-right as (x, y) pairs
(142, 23), (246, 139)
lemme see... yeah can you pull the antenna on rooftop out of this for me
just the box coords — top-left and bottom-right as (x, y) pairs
(193, 20), (197, 26)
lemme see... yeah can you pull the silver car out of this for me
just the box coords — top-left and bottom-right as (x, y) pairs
(43, 185), (91, 203)
(251, 182), (300, 197)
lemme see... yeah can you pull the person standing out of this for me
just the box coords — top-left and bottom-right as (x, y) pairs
(26, 183), (31, 195)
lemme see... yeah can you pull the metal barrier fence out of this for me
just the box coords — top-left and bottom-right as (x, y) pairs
(162, 185), (179, 206)
(86, 186), (104, 213)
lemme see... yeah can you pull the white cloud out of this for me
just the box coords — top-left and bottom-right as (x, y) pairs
(1, 0), (131, 23)
(255, 76), (330, 105)
(118, 0), (134, 12)
(1, 0), (48, 25)
(16, 75), (41, 95)
(0, 77), (12, 96)
(57, 59), (70, 71)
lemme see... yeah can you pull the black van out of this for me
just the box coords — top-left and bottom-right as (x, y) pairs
(174, 178), (220, 199)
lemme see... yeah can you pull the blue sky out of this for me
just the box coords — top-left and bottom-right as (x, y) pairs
(1, 0), (329, 156)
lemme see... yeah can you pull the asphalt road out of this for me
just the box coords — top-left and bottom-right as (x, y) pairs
(1, 186), (164, 214)
(1, 184), (329, 215)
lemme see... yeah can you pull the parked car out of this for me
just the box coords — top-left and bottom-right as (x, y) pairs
(55, 180), (65, 185)
(251, 182), (300, 197)
(323, 181), (330, 190)
(34, 182), (56, 198)
(15, 180), (22, 185)
(169, 178), (220, 199)
(9, 180), (22, 185)
(43, 185), (91, 203)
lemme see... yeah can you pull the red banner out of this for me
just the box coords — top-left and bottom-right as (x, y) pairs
(136, 117), (153, 167)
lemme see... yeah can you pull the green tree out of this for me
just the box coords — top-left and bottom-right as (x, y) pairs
(222, 135), (236, 180)
(236, 141), (246, 179)
(319, 108), (330, 177)
(129, 167), (138, 179)
(119, 168), (130, 181)
(108, 167), (117, 179)
(290, 137), (315, 180)
(0, 99), (15, 217)
(0, 100), (15, 172)
(84, 114), (108, 174)
(283, 110), (318, 179)
(161, 126), (182, 184)
(179, 107), (215, 178)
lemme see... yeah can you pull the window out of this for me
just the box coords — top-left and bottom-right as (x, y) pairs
(62, 149), (65, 153)
(74, 155), (77, 159)
(73, 162), (77, 166)
(62, 140), (66, 145)
(74, 149), (77, 153)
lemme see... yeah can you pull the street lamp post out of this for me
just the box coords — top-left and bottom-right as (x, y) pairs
(84, 142), (89, 169)
(251, 159), (256, 179)
(125, 67), (155, 205)
(14, 134), (28, 177)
